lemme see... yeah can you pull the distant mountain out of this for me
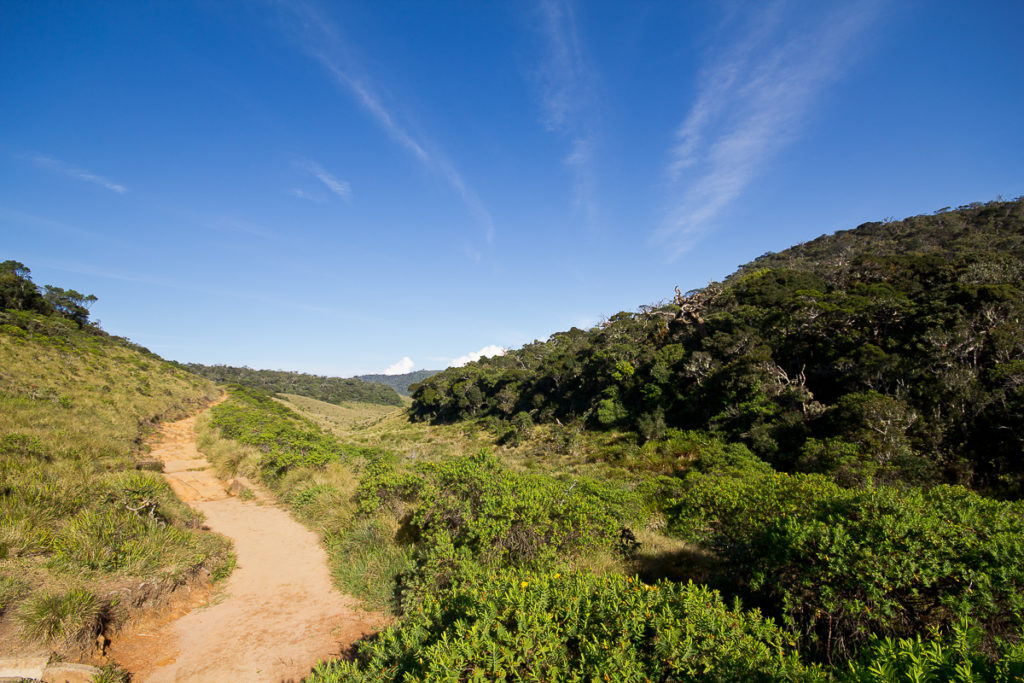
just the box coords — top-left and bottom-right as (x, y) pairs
(356, 369), (440, 396)
(184, 363), (404, 406)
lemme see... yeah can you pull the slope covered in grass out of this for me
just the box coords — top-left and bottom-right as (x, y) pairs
(0, 307), (232, 658)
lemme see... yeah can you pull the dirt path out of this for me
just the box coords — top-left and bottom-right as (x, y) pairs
(110, 405), (383, 682)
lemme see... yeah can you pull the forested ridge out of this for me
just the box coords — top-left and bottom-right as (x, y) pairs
(355, 370), (439, 396)
(411, 199), (1024, 498)
(183, 363), (404, 407)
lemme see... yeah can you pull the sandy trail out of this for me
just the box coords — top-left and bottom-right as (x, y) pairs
(110, 406), (382, 682)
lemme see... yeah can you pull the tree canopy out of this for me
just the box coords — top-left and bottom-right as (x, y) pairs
(410, 199), (1024, 497)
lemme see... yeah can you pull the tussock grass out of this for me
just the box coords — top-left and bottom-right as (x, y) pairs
(0, 311), (231, 656)
(17, 587), (103, 649)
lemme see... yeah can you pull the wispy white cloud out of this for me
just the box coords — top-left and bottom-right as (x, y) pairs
(21, 153), (127, 193)
(298, 160), (352, 201)
(287, 188), (320, 201)
(383, 356), (415, 375)
(656, 1), (880, 258)
(450, 344), (506, 368)
(280, 1), (495, 242)
(534, 0), (599, 225)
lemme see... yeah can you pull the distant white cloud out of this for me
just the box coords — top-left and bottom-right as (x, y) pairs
(22, 153), (127, 193)
(655, 1), (879, 258)
(298, 160), (351, 201)
(450, 345), (506, 368)
(281, 1), (495, 242)
(384, 356), (415, 375)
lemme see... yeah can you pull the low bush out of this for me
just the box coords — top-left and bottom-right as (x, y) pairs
(309, 570), (819, 682)
(670, 471), (1024, 663)
(356, 451), (650, 612)
(206, 385), (346, 479)
(843, 617), (1024, 682)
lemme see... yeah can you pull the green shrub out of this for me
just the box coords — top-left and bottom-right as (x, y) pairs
(206, 385), (345, 478)
(351, 451), (651, 614)
(670, 472), (1024, 663)
(844, 617), (1024, 682)
(308, 570), (820, 682)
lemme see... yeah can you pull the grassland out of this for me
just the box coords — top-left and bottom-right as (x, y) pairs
(0, 311), (233, 658)
(193, 388), (701, 616)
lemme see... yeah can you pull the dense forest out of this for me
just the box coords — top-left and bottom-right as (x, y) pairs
(355, 370), (439, 396)
(411, 199), (1024, 498)
(183, 363), (404, 406)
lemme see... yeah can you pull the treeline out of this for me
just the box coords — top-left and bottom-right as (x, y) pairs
(355, 370), (438, 396)
(184, 363), (404, 407)
(410, 199), (1024, 497)
(1, 260), (98, 327)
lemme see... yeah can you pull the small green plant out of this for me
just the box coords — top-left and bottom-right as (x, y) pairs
(92, 662), (131, 683)
(17, 588), (103, 649)
(210, 553), (237, 583)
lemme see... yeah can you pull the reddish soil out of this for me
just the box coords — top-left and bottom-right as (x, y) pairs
(109, 407), (384, 682)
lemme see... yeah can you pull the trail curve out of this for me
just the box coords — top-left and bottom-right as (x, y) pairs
(110, 405), (382, 682)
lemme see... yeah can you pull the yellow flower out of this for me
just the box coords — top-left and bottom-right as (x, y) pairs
(553, 573), (561, 579)
(521, 581), (529, 588)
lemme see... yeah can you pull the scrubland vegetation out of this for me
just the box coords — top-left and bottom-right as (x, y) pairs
(0, 262), (231, 658)
(193, 201), (1024, 680)
(4, 199), (1024, 680)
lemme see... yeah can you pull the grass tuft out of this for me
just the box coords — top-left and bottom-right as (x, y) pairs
(17, 588), (103, 649)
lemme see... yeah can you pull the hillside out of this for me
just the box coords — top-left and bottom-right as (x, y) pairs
(0, 263), (231, 661)
(182, 363), (404, 406)
(354, 369), (439, 396)
(410, 199), (1024, 498)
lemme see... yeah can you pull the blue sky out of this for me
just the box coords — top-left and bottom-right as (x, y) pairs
(2, 1), (1022, 376)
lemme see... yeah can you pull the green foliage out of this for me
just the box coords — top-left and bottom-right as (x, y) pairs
(17, 588), (103, 649)
(206, 384), (347, 478)
(844, 617), (1024, 682)
(0, 260), (52, 316)
(42, 285), (97, 326)
(409, 199), (1024, 496)
(92, 663), (131, 683)
(308, 571), (819, 682)
(352, 451), (654, 616)
(670, 471), (1024, 663)
(184, 362), (404, 406)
